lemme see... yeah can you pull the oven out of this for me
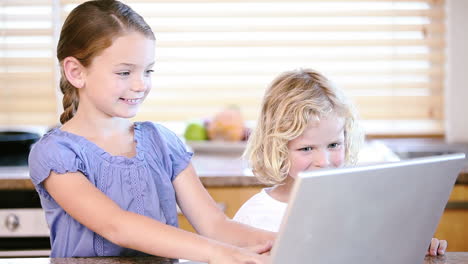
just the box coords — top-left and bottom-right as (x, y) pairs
(0, 173), (51, 257)
(0, 127), (51, 257)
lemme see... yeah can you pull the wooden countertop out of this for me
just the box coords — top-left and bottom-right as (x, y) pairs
(0, 170), (265, 191)
(1, 138), (467, 190)
(0, 166), (467, 191)
(1, 170), (467, 191)
(1, 253), (467, 264)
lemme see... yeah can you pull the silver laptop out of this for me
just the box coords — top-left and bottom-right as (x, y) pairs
(270, 153), (465, 264)
(181, 153), (465, 264)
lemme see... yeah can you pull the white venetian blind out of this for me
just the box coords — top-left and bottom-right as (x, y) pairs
(0, 0), (58, 126)
(2, 0), (446, 136)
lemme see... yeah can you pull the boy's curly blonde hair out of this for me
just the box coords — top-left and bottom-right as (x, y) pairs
(245, 69), (363, 185)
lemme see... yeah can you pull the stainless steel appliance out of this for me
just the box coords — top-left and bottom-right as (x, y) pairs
(0, 127), (51, 257)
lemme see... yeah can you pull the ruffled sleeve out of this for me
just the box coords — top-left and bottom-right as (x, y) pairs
(28, 131), (84, 200)
(147, 123), (193, 181)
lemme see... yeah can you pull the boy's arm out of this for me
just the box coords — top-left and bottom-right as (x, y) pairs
(173, 163), (276, 249)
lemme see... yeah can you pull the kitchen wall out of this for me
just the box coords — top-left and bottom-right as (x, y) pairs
(446, 0), (468, 143)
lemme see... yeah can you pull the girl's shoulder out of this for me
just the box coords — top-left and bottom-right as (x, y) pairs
(136, 121), (178, 138)
(249, 188), (286, 206)
(28, 128), (88, 199)
(28, 127), (90, 168)
(135, 121), (186, 149)
(31, 127), (84, 155)
(234, 188), (287, 232)
(235, 188), (287, 217)
(235, 188), (280, 214)
(134, 121), (192, 181)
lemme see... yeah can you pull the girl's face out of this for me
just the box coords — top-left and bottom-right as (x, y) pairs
(79, 31), (155, 119)
(287, 113), (346, 179)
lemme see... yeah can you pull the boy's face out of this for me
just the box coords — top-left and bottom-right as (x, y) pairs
(287, 113), (346, 179)
(79, 31), (155, 119)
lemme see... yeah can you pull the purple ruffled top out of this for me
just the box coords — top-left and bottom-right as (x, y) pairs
(28, 122), (192, 257)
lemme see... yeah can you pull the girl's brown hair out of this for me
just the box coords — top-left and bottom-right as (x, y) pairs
(57, 0), (155, 124)
(245, 69), (363, 185)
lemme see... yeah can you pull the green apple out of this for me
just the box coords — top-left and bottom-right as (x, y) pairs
(184, 122), (208, 141)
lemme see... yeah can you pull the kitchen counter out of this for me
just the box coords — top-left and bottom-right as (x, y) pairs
(1, 165), (468, 191)
(0, 167), (265, 191)
(1, 167), (467, 191)
(1, 253), (467, 264)
(1, 138), (468, 190)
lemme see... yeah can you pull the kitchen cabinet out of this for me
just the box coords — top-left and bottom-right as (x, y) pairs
(434, 185), (468, 251)
(178, 186), (263, 233)
(179, 184), (468, 252)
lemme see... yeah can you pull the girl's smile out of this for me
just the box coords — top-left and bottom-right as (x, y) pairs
(119, 97), (144, 105)
(79, 31), (155, 119)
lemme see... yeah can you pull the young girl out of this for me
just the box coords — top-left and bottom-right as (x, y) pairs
(233, 68), (447, 256)
(28, 1), (274, 262)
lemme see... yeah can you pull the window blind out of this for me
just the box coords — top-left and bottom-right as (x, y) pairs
(1, 0), (446, 136)
(0, 0), (58, 126)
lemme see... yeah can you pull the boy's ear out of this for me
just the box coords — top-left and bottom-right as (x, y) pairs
(62, 56), (86, 89)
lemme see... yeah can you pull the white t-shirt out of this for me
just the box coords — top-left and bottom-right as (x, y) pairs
(233, 188), (287, 232)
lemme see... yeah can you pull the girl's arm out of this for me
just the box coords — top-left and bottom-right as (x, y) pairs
(43, 171), (268, 263)
(173, 163), (276, 248)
